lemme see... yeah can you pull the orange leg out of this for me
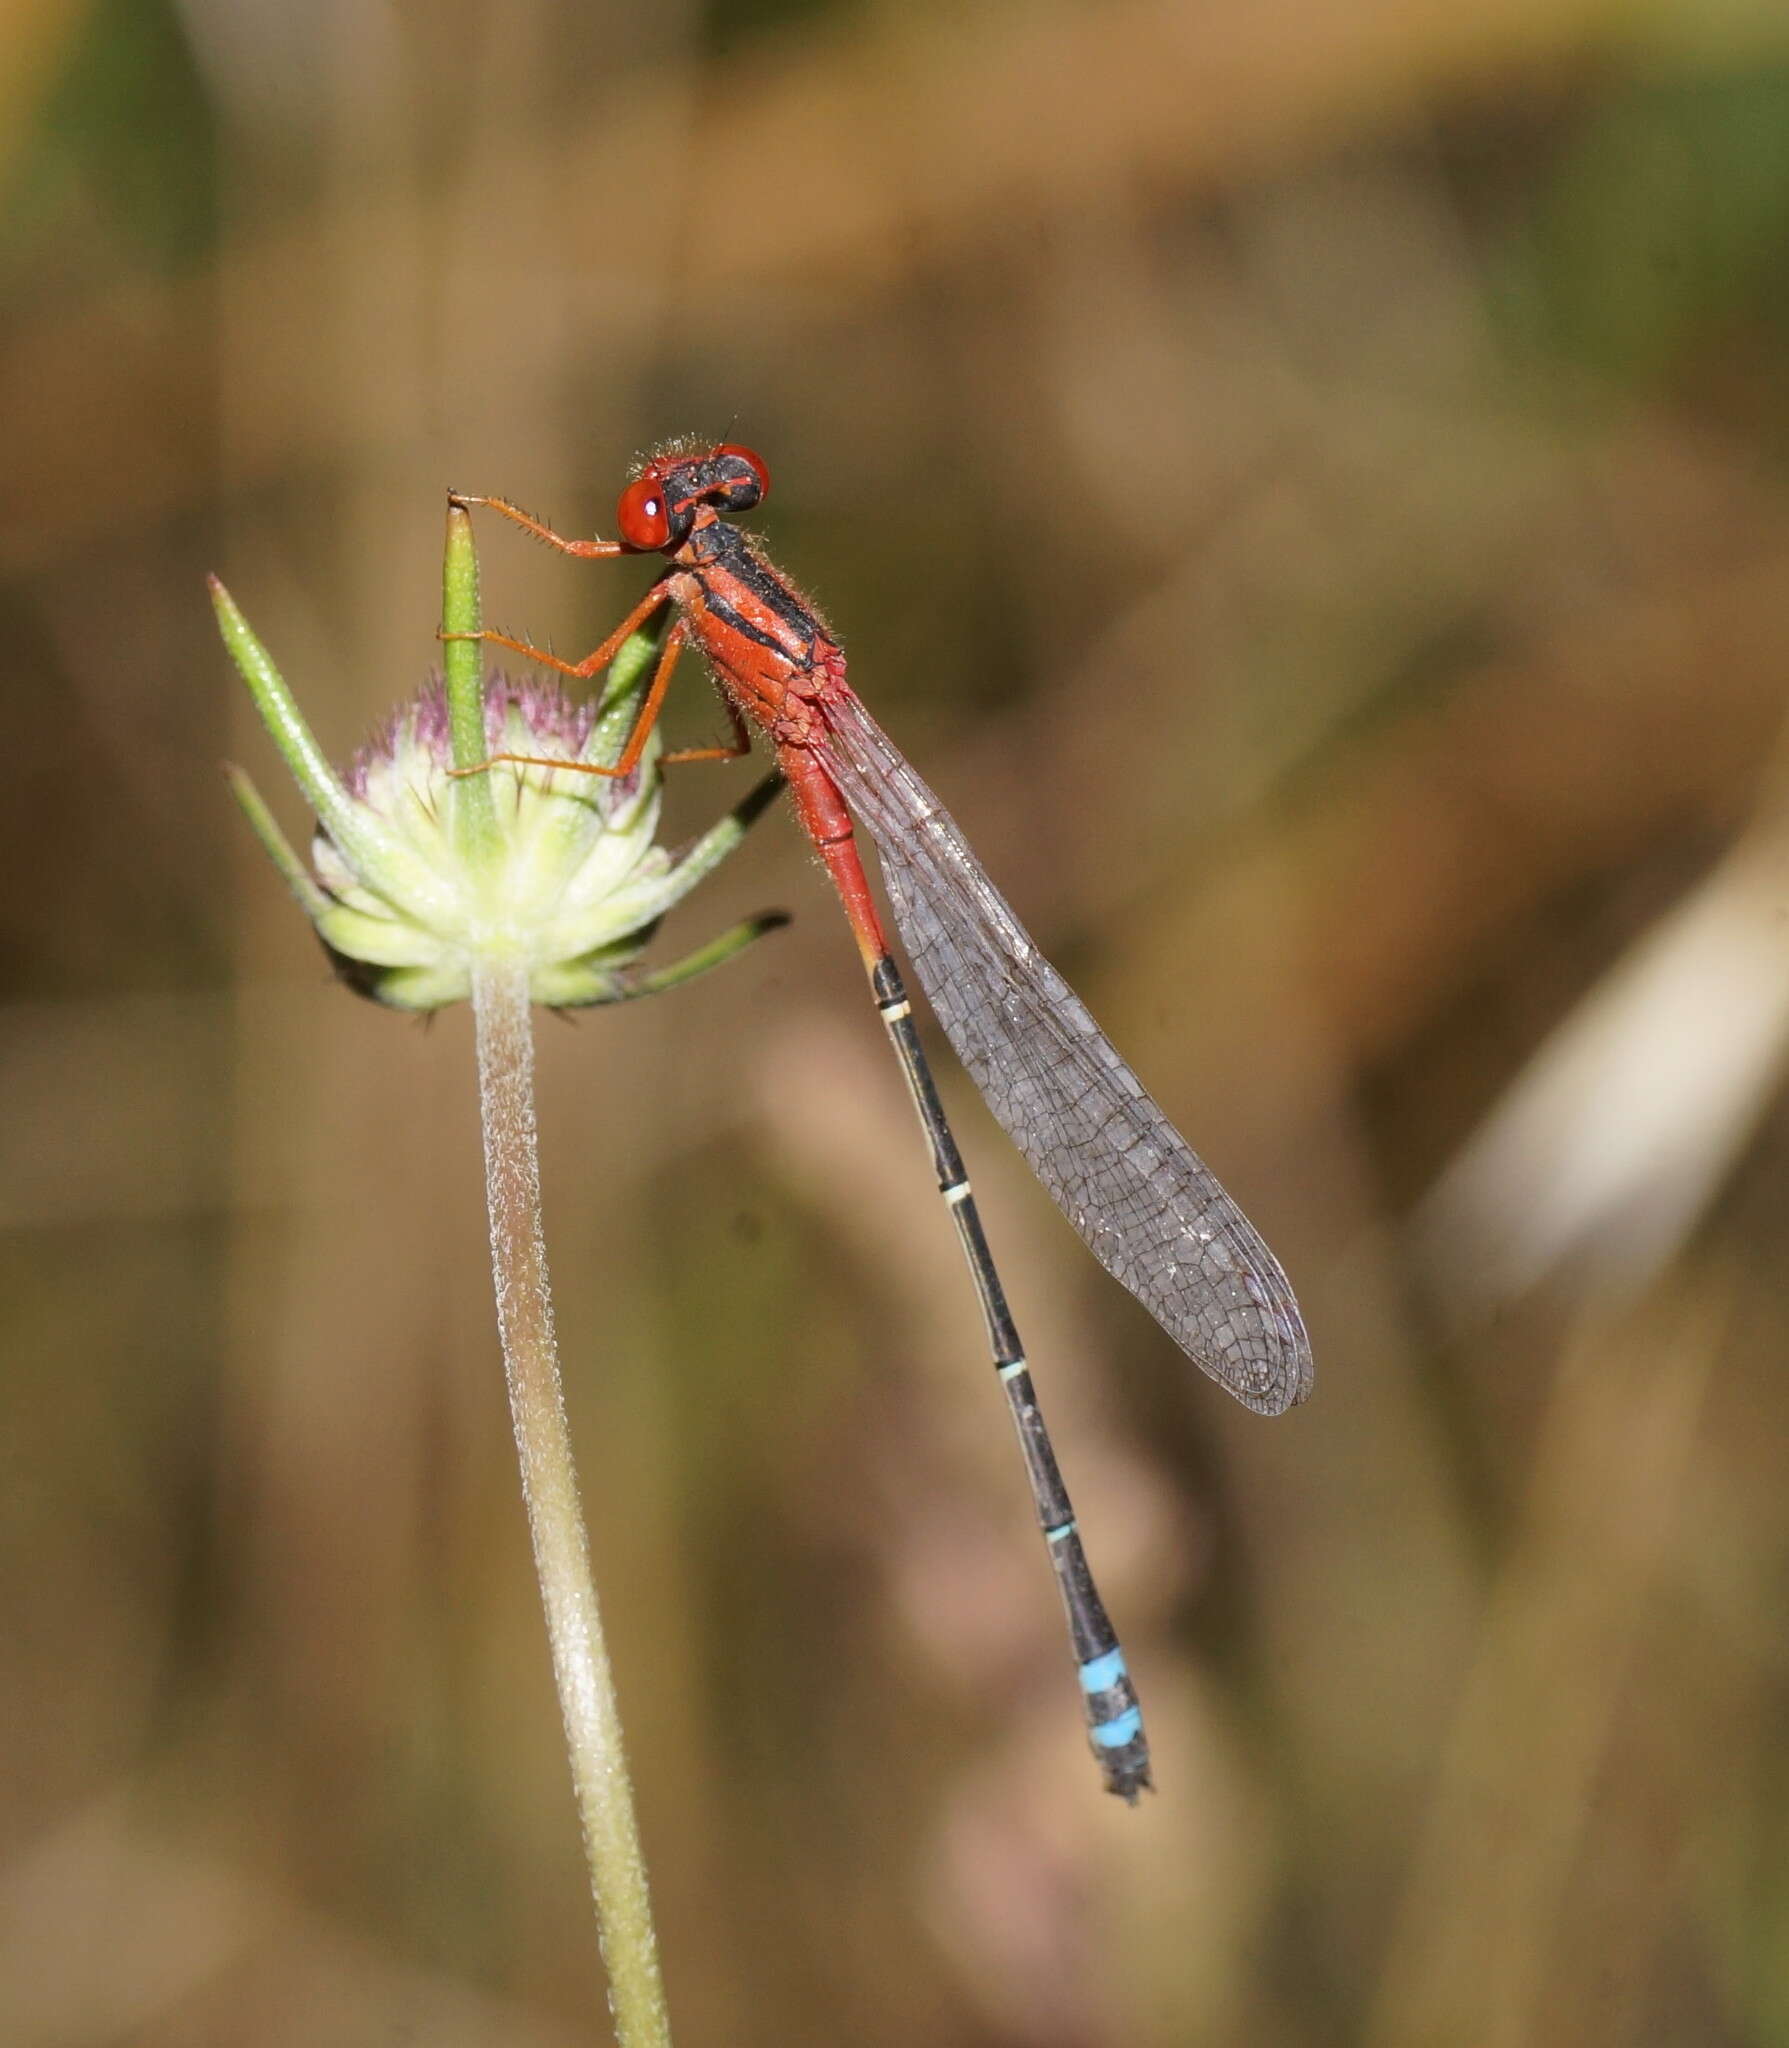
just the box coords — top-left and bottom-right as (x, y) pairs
(448, 492), (627, 559)
(450, 615), (688, 781)
(451, 625), (752, 782)
(440, 577), (673, 687)
(662, 690), (752, 769)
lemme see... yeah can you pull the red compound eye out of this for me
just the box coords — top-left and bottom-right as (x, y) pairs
(616, 475), (672, 550)
(715, 443), (770, 505)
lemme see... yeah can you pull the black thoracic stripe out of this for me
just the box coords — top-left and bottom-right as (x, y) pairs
(698, 526), (821, 653)
(868, 949), (1152, 1802)
(699, 584), (792, 659)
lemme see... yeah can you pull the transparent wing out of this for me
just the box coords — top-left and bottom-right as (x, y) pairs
(818, 694), (1312, 1416)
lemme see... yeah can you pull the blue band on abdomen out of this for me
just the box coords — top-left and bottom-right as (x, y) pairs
(1079, 1648), (1128, 1694)
(1092, 1706), (1144, 1748)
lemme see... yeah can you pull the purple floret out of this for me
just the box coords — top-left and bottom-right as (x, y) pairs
(343, 671), (612, 796)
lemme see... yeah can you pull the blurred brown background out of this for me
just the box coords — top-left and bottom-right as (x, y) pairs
(5, 1), (1789, 2042)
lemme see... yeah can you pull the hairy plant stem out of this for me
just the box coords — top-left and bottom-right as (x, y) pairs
(472, 952), (669, 2047)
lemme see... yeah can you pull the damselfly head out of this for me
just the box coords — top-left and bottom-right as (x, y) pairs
(616, 443), (770, 552)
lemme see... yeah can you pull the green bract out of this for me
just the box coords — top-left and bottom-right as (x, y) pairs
(212, 570), (782, 1011)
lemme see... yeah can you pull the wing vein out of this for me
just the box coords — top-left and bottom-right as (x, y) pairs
(817, 697), (1311, 1415)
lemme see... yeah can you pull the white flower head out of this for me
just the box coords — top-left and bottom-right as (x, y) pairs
(214, 575), (783, 1012)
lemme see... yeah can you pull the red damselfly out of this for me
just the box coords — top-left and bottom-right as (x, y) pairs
(446, 443), (1312, 1801)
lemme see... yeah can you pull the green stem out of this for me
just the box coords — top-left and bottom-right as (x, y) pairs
(470, 955), (670, 2047)
(443, 501), (500, 863)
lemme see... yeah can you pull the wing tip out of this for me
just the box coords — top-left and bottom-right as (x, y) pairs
(1263, 1340), (1316, 1415)
(1207, 1313), (1315, 1417)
